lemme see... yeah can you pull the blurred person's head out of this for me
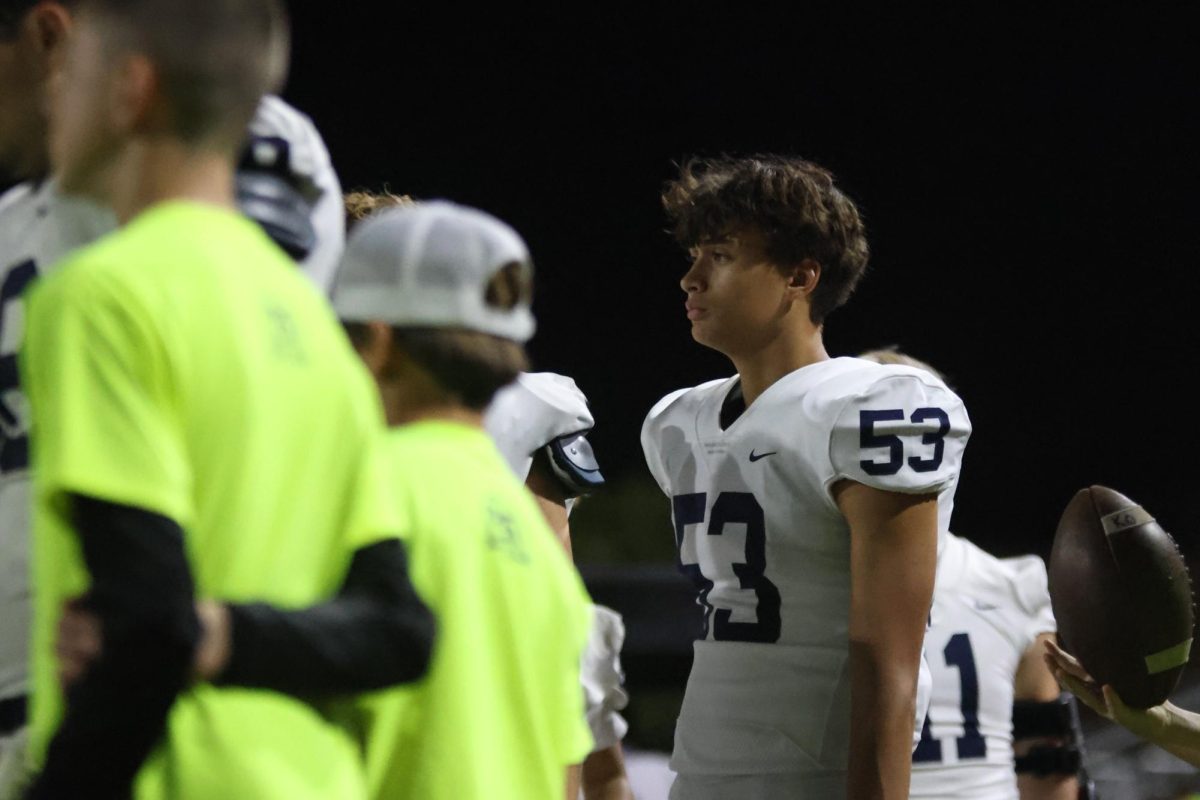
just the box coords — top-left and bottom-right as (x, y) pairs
(343, 189), (414, 234)
(0, 0), (77, 180)
(50, 0), (289, 201)
(333, 201), (533, 424)
(857, 346), (950, 386)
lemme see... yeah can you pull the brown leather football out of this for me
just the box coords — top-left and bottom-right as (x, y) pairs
(1048, 485), (1194, 709)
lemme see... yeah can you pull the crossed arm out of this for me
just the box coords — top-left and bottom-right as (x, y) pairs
(39, 494), (435, 799)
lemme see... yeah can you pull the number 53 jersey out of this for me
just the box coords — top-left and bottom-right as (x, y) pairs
(641, 357), (971, 783)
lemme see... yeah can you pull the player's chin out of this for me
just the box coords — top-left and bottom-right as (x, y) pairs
(690, 321), (732, 355)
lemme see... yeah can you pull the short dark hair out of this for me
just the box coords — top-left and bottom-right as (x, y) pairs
(393, 328), (528, 411)
(343, 323), (529, 411)
(83, 0), (289, 150)
(662, 154), (870, 324)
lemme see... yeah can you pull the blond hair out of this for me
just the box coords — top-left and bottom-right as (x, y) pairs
(858, 346), (947, 383)
(343, 190), (415, 232)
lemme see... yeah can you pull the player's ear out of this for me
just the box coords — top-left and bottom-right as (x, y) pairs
(112, 54), (160, 135)
(27, 3), (73, 64)
(787, 258), (821, 295)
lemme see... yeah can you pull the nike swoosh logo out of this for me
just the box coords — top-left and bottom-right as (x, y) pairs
(748, 450), (778, 462)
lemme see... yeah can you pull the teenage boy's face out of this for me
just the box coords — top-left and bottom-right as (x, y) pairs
(49, 12), (119, 197)
(679, 227), (795, 358)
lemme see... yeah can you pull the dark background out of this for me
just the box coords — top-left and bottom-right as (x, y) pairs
(285, 7), (1197, 564)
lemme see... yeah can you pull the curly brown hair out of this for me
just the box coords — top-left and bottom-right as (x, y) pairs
(662, 155), (870, 324)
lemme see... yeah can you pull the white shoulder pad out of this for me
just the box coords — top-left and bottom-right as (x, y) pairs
(1000, 553), (1056, 648)
(246, 95), (345, 294)
(0, 183), (34, 218)
(485, 372), (595, 481)
(829, 365), (970, 495)
(640, 380), (722, 494)
(581, 604), (629, 751)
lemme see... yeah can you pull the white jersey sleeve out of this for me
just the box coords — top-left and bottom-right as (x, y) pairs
(581, 604), (630, 751)
(485, 372), (596, 482)
(1001, 554), (1056, 650)
(639, 385), (694, 494)
(828, 368), (970, 498)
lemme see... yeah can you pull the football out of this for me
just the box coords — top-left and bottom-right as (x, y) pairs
(1048, 485), (1194, 709)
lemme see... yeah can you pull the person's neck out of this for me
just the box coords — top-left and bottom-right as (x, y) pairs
(729, 326), (830, 407)
(104, 138), (236, 224)
(388, 405), (484, 429)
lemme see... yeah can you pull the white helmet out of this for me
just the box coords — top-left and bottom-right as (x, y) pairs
(237, 95), (345, 294)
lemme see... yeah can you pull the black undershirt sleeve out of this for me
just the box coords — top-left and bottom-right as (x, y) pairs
(29, 495), (200, 800)
(216, 538), (435, 696)
(29, 507), (433, 797)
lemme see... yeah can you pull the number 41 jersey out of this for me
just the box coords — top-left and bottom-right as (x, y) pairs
(641, 357), (971, 786)
(909, 533), (1056, 800)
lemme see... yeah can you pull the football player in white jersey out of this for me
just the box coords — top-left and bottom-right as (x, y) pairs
(344, 191), (634, 799)
(641, 155), (971, 799)
(486, 372), (634, 800)
(860, 349), (1085, 800)
(0, 1), (342, 783)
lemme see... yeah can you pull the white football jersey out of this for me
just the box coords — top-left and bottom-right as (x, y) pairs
(484, 372), (628, 753)
(485, 371), (594, 482)
(0, 180), (113, 702)
(641, 357), (970, 794)
(909, 533), (1056, 800)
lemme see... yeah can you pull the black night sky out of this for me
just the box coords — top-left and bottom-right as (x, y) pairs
(284, 8), (1198, 563)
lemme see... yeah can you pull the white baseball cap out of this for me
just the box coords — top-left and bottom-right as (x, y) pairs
(332, 201), (536, 343)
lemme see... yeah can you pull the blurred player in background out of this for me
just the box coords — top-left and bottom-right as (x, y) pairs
(0, 5), (107, 778)
(346, 190), (635, 799)
(859, 348), (1086, 800)
(487, 373), (633, 800)
(641, 155), (971, 798)
(332, 201), (594, 799)
(18, 0), (434, 796)
(0, 0), (344, 785)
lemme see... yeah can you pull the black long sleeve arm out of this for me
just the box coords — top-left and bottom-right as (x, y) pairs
(29, 505), (433, 798)
(216, 538), (435, 696)
(29, 495), (201, 800)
